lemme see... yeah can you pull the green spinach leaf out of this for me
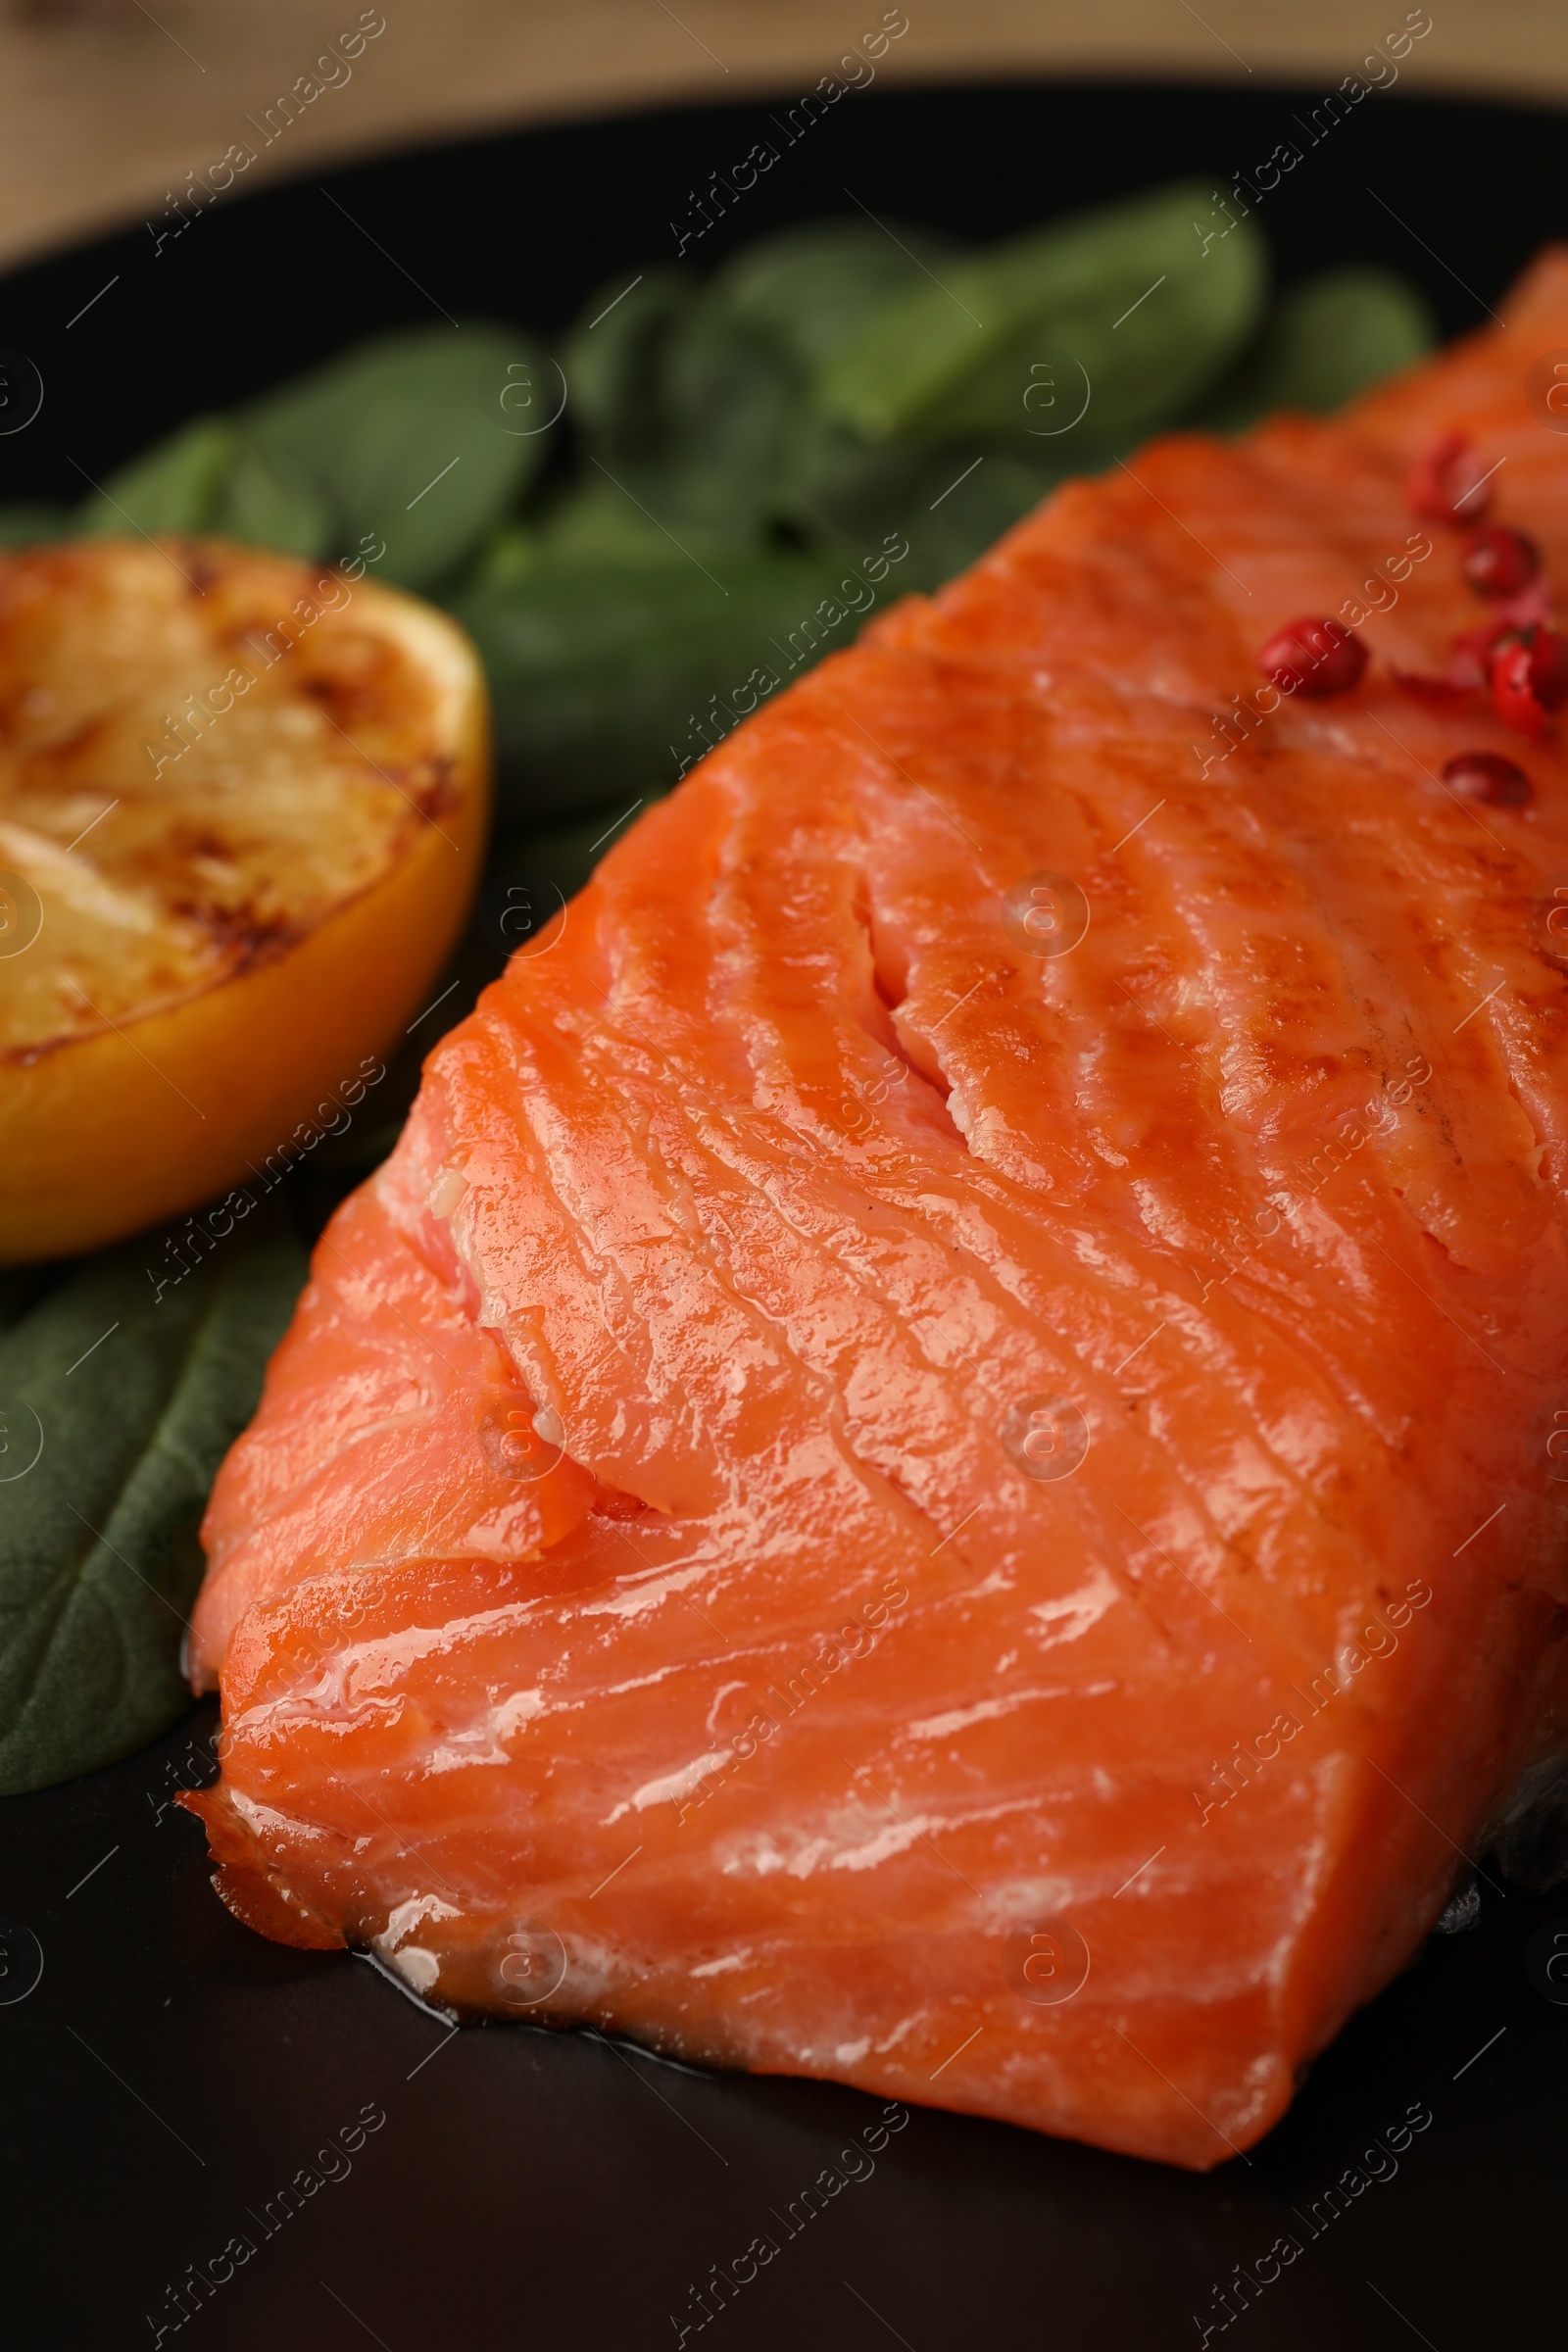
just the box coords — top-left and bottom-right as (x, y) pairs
(710, 217), (963, 373)
(564, 268), (694, 466)
(211, 439), (335, 558)
(817, 179), (1266, 450)
(566, 271), (801, 543)
(778, 409), (1064, 579)
(0, 507), (73, 549)
(1197, 265), (1436, 431)
(452, 534), (884, 824)
(0, 1211), (306, 1795)
(243, 323), (553, 588)
(79, 416), (239, 536)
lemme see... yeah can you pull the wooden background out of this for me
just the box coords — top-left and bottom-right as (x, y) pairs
(0, 0), (1557, 271)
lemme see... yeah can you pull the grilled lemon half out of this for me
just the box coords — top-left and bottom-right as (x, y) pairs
(0, 537), (488, 1262)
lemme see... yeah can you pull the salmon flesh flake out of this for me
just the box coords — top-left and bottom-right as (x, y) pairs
(185, 253), (1568, 2169)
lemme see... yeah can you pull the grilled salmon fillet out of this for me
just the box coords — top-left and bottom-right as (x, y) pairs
(185, 251), (1568, 2169)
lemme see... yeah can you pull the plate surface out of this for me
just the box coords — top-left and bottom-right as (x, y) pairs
(4, 78), (1568, 2351)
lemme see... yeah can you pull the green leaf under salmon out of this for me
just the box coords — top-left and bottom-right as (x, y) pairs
(0, 1212), (306, 1795)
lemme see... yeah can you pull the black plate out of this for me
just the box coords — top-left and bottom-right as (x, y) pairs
(5, 79), (1568, 2351)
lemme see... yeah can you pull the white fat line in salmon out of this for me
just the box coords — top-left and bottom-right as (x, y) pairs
(1191, 2098), (1434, 2342)
(666, 12), (909, 259)
(669, 534), (911, 780)
(141, 534), (387, 780)
(1195, 10), (1433, 252)
(143, 1054), (386, 1303)
(143, 12), (388, 262)
(1195, 532), (1435, 781)
(274, 1592), (373, 1679)
(668, 2103), (910, 2341)
(671, 1578), (910, 1828)
(1191, 1583), (1435, 1829)
(142, 2101), (387, 2342)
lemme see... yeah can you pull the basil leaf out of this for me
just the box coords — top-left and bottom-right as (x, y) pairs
(817, 178), (1266, 449)
(0, 1210), (306, 1795)
(1197, 266), (1437, 431)
(244, 323), (552, 589)
(79, 416), (239, 535)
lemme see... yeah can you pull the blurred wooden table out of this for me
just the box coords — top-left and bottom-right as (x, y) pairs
(0, 0), (1559, 271)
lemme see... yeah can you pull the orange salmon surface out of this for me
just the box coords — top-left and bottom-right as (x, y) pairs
(185, 253), (1568, 2169)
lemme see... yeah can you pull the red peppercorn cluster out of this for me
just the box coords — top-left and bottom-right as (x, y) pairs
(1246, 431), (1553, 807)
(1383, 429), (1562, 795)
